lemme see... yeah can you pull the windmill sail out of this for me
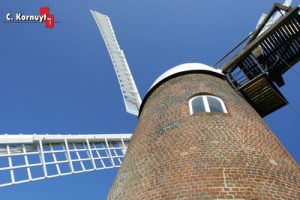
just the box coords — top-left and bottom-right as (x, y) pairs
(91, 10), (142, 116)
(255, 0), (292, 34)
(0, 134), (131, 187)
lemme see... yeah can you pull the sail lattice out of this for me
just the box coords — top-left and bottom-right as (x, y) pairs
(91, 10), (142, 116)
(0, 134), (131, 187)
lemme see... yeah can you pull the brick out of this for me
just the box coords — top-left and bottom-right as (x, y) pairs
(108, 72), (300, 199)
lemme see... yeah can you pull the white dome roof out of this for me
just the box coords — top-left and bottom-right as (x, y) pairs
(150, 63), (224, 90)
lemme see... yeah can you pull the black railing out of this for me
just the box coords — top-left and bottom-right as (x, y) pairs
(224, 5), (300, 89)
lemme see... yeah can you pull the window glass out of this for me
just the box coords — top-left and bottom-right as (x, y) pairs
(207, 96), (224, 112)
(191, 97), (205, 113)
(189, 95), (227, 114)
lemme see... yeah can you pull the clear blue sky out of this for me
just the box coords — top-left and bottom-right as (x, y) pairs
(1, 0), (299, 199)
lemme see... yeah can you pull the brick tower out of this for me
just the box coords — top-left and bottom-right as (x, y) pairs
(108, 63), (300, 199)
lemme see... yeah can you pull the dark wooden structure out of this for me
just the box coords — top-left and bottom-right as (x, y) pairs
(221, 3), (300, 117)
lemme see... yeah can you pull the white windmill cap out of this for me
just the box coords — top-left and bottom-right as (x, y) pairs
(149, 63), (224, 90)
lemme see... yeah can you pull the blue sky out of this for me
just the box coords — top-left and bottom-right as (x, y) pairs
(0, 0), (299, 199)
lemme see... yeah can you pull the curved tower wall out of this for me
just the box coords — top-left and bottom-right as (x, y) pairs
(108, 65), (300, 199)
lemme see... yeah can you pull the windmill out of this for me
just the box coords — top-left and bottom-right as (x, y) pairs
(1, 0), (299, 199)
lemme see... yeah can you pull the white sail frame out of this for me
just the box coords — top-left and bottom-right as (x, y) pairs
(255, 0), (293, 34)
(0, 134), (131, 187)
(91, 10), (142, 116)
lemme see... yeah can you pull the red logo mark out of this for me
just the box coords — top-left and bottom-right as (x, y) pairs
(40, 7), (54, 28)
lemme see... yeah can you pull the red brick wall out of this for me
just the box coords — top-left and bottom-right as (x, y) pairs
(108, 72), (300, 199)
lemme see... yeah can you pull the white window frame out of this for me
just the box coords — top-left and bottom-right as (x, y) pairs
(189, 95), (227, 115)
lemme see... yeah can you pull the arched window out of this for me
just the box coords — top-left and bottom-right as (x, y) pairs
(189, 95), (227, 114)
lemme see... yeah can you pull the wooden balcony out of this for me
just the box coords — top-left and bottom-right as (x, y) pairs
(221, 4), (300, 117)
(239, 74), (287, 117)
